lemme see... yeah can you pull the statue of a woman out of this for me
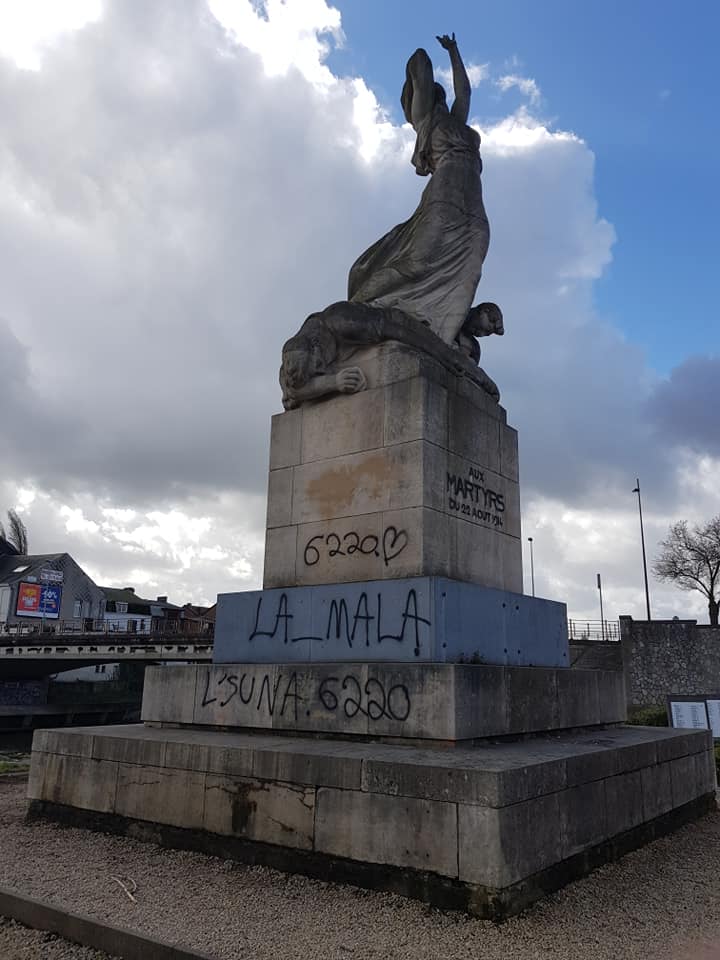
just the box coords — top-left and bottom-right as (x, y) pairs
(348, 34), (490, 345)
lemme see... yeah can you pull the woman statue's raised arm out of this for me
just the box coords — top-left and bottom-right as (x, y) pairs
(436, 33), (470, 124)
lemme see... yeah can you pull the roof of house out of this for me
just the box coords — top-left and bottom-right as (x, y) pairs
(99, 587), (183, 615)
(0, 553), (66, 586)
(100, 586), (154, 604)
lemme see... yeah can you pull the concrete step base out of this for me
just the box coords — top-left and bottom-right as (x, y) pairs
(142, 662), (626, 743)
(27, 722), (716, 918)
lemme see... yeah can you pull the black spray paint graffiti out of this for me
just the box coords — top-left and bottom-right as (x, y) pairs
(319, 675), (411, 722)
(201, 669), (301, 721)
(248, 588), (431, 655)
(198, 669), (412, 724)
(303, 525), (408, 567)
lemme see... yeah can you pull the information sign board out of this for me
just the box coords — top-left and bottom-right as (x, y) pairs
(40, 569), (64, 584)
(16, 582), (63, 619)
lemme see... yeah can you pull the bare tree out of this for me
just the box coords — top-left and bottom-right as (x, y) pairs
(0, 509), (29, 555)
(653, 517), (720, 626)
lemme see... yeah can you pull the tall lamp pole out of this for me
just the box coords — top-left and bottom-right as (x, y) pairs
(597, 573), (605, 641)
(528, 537), (535, 598)
(632, 478), (652, 620)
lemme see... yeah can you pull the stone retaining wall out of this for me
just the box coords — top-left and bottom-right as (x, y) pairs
(620, 617), (720, 710)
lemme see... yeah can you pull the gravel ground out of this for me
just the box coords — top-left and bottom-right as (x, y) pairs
(0, 917), (116, 959)
(2, 780), (720, 960)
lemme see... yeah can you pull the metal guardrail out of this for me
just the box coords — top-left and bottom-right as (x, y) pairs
(1, 641), (213, 660)
(1, 618), (213, 641)
(567, 619), (620, 643)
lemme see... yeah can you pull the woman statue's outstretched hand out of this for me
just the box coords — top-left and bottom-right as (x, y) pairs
(436, 33), (457, 50)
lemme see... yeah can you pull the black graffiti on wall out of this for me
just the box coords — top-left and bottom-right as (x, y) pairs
(303, 525), (408, 567)
(247, 587), (431, 654)
(198, 669), (412, 724)
(318, 674), (411, 722)
(201, 669), (302, 721)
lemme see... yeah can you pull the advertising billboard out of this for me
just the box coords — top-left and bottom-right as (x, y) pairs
(16, 582), (63, 619)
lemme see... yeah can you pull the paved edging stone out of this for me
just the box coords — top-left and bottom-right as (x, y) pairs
(0, 885), (214, 960)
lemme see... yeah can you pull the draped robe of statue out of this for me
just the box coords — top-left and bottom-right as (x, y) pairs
(347, 48), (490, 345)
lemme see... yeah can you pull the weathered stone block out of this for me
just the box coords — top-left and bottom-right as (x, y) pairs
(315, 787), (458, 877)
(670, 753), (704, 809)
(641, 762), (674, 821)
(141, 664), (196, 725)
(265, 467), (293, 528)
(557, 668), (601, 728)
(114, 764), (206, 830)
(32, 729), (94, 759)
(291, 443), (423, 526)
(263, 526), (298, 588)
(203, 775), (314, 849)
(269, 408), (302, 470)
(92, 732), (166, 767)
(253, 741), (362, 790)
(28, 753), (118, 813)
(505, 666), (558, 733)
(383, 376), (448, 448)
(164, 738), (254, 779)
(458, 793), (562, 887)
(605, 770), (645, 835)
(499, 424), (519, 482)
(559, 779), (608, 857)
(448, 392), (501, 474)
(655, 727), (712, 763)
(301, 386), (385, 463)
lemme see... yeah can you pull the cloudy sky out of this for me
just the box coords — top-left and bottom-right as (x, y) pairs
(1, 0), (718, 622)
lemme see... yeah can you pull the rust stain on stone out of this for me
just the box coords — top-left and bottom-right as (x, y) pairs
(304, 453), (392, 515)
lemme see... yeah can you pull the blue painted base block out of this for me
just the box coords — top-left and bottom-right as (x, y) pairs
(214, 577), (569, 668)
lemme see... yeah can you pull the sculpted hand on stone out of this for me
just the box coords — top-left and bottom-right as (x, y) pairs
(280, 34), (504, 409)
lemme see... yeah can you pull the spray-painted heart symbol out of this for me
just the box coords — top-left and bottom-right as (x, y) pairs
(382, 526), (408, 565)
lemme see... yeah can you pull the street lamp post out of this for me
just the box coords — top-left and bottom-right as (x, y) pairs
(528, 537), (535, 598)
(597, 573), (605, 641)
(632, 478), (652, 620)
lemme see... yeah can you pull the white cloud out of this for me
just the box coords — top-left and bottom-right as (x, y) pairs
(0, 0), (102, 69)
(435, 61), (489, 91)
(496, 72), (541, 105)
(0, 0), (717, 624)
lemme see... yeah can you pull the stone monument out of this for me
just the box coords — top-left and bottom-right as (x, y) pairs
(27, 35), (715, 919)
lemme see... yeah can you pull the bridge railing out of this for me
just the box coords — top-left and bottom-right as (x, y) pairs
(1, 618), (214, 641)
(567, 619), (619, 643)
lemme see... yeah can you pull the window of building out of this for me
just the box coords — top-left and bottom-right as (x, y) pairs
(116, 602), (128, 614)
(73, 599), (82, 618)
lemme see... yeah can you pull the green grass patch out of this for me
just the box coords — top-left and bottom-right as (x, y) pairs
(0, 760), (30, 774)
(627, 706), (668, 727)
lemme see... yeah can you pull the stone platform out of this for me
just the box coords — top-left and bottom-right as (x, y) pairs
(214, 576), (569, 667)
(143, 663), (624, 742)
(27, 721), (716, 919)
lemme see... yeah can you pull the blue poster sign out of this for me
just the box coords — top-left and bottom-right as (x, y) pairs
(40, 584), (62, 618)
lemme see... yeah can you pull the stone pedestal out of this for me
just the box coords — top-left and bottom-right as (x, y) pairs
(265, 343), (522, 593)
(24, 341), (718, 919)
